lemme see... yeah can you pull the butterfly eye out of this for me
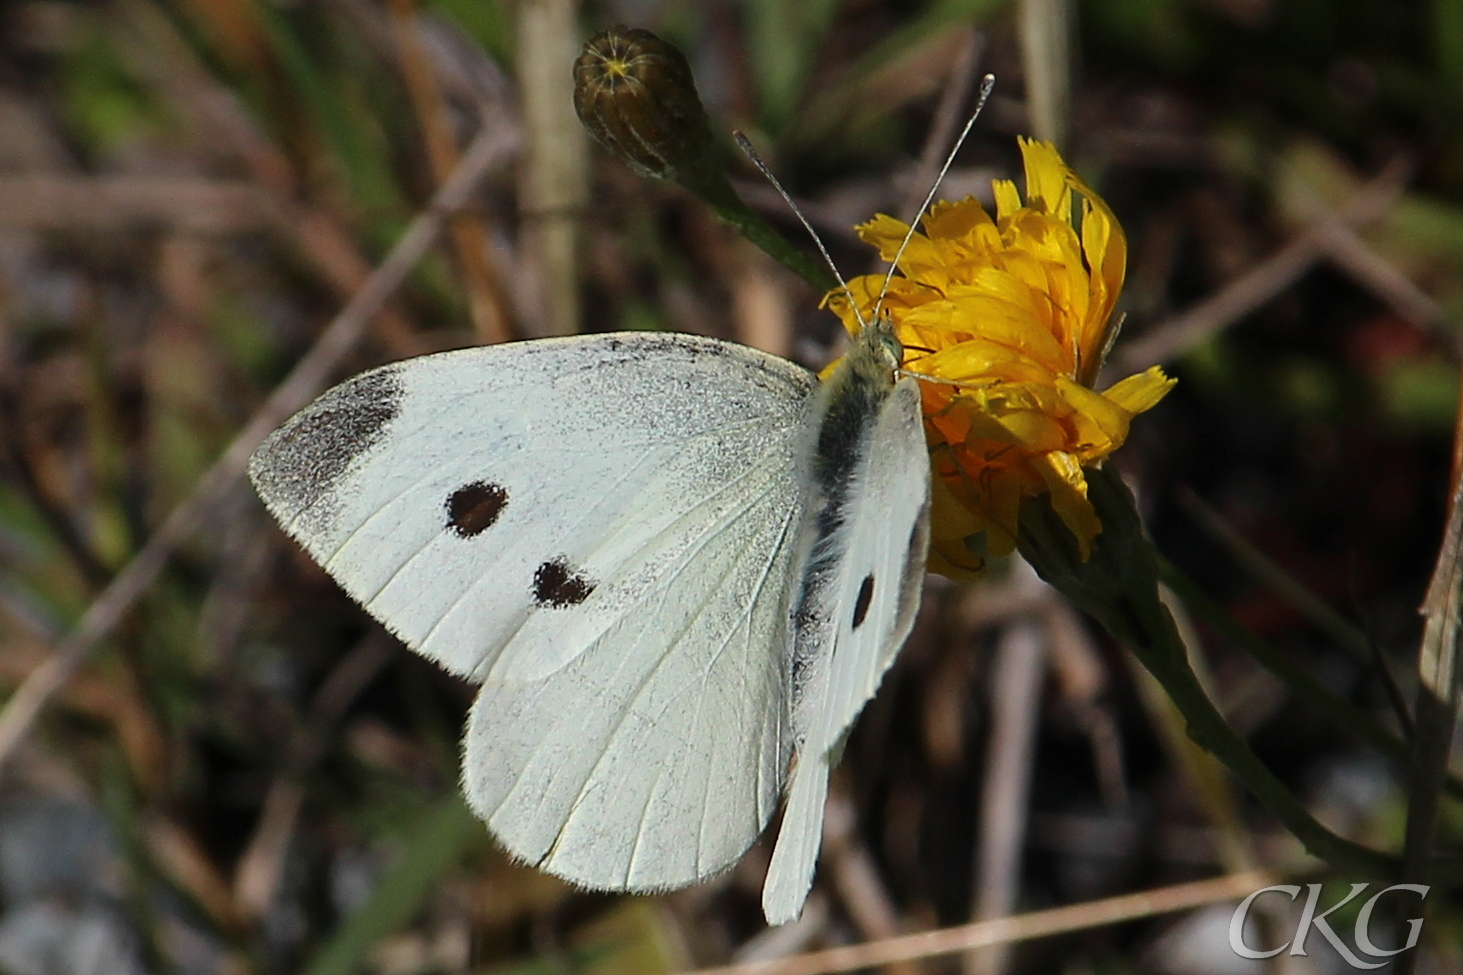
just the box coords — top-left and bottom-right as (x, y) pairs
(878, 330), (904, 369)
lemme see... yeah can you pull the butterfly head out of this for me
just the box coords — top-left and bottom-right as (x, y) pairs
(844, 312), (904, 388)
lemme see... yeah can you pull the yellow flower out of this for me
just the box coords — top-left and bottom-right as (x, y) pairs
(830, 137), (1175, 578)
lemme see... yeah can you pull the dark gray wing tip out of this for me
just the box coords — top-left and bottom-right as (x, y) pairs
(248, 364), (405, 527)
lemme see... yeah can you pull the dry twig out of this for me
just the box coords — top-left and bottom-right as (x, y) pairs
(1111, 156), (1412, 374)
(967, 618), (1046, 975)
(1313, 218), (1451, 333)
(115, 0), (430, 359)
(898, 30), (986, 219)
(821, 790), (921, 975)
(388, 0), (513, 344)
(0, 176), (279, 233)
(515, 0), (587, 336)
(683, 871), (1272, 975)
(1394, 339), (1463, 975)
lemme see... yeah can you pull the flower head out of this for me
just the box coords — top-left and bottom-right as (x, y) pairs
(830, 138), (1175, 577)
(574, 26), (735, 207)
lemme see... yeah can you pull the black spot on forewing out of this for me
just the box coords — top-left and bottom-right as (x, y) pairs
(447, 482), (508, 537)
(248, 366), (403, 529)
(533, 557), (596, 608)
(852, 573), (875, 629)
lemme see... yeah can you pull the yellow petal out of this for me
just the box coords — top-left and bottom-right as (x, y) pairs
(993, 179), (1022, 221)
(856, 215), (949, 287)
(917, 339), (1055, 387)
(1056, 377), (1134, 448)
(928, 471), (988, 578)
(1075, 198), (1127, 382)
(1019, 138), (1073, 221)
(855, 213), (913, 260)
(915, 291), (1069, 369)
(980, 468), (1024, 558)
(923, 197), (994, 241)
(1103, 367), (1177, 414)
(928, 542), (986, 581)
(991, 409), (1069, 453)
(1035, 451), (1100, 557)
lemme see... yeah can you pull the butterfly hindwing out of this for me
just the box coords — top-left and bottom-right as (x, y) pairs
(249, 332), (818, 890)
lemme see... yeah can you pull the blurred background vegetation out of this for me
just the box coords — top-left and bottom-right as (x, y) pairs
(2, 0), (1463, 973)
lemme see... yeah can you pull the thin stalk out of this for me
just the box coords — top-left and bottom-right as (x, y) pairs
(1019, 466), (1400, 878)
(1393, 371), (1463, 973)
(517, 0), (587, 335)
(1159, 558), (1463, 801)
(1017, 0), (1070, 147)
(704, 185), (839, 294)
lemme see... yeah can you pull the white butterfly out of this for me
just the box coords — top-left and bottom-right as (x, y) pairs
(248, 315), (930, 924)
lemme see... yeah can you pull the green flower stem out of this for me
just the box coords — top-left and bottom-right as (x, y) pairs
(1159, 558), (1463, 804)
(695, 175), (839, 293)
(1019, 466), (1400, 878)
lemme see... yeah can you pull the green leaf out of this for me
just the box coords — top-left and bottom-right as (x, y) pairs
(427, 0), (513, 68)
(748, 0), (843, 132)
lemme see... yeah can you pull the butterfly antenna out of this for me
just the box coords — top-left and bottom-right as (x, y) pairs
(733, 131), (868, 331)
(873, 74), (997, 323)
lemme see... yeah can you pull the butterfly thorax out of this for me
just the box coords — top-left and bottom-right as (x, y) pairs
(809, 316), (901, 483)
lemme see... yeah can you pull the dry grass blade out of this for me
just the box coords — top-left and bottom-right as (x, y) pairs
(1043, 597), (1129, 807)
(234, 630), (396, 917)
(1174, 488), (1374, 667)
(732, 240), (796, 358)
(1313, 218), (1451, 332)
(898, 29), (986, 218)
(0, 123), (520, 772)
(1397, 348), (1463, 931)
(116, 0), (428, 359)
(1112, 156), (1411, 373)
(516, 0), (587, 336)
(388, 0), (513, 344)
(967, 618), (1046, 975)
(821, 792), (920, 975)
(1017, 0), (1070, 146)
(682, 871), (1273, 975)
(0, 176), (280, 233)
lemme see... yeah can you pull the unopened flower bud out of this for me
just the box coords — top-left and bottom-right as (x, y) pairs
(573, 25), (728, 199)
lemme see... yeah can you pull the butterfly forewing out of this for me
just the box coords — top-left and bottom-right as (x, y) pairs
(249, 332), (818, 891)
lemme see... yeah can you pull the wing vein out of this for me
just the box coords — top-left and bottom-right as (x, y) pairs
(695, 501), (799, 873)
